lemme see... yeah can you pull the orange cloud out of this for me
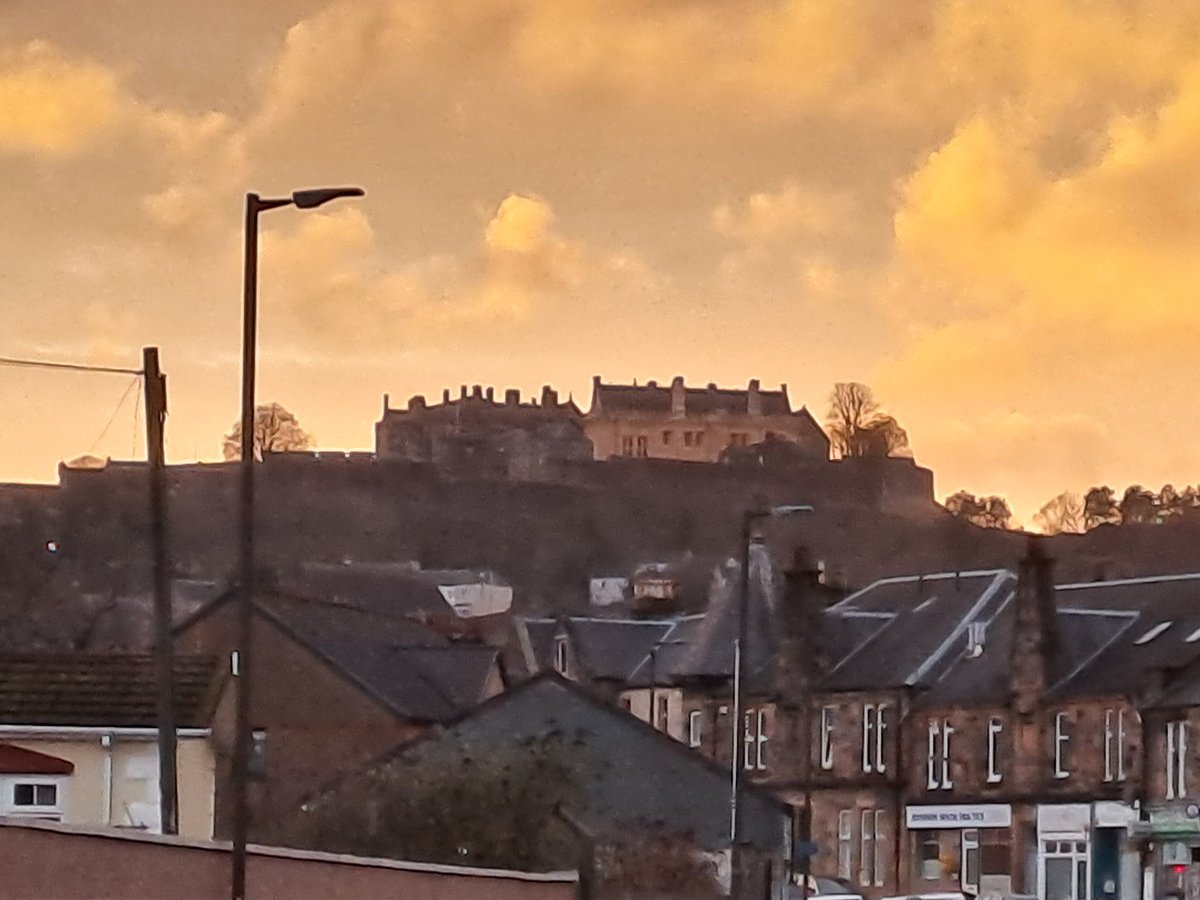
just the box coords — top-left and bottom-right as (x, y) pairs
(0, 41), (123, 156)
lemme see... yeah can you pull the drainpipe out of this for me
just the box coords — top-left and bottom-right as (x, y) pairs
(895, 700), (910, 893)
(101, 733), (114, 826)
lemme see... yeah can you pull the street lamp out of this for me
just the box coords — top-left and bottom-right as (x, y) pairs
(232, 187), (364, 900)
(729, 503), (813, 896)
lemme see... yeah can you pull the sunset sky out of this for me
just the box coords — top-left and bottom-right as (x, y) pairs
(2, 1), (1198, 520)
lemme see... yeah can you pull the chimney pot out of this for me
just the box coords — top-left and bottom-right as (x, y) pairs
(383, 392), (391, 413)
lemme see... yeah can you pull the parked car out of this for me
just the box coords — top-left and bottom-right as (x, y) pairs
(787, 876), (865, 899)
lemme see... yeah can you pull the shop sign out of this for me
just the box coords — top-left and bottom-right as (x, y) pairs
(1093, 801), (1136, 828)
(905, 804), (1012, 829)
(1147, 805), (1200, 837)
(1038, 804), (1090, 836)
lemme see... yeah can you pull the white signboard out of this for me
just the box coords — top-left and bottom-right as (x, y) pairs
(906, 804), (1012, 830)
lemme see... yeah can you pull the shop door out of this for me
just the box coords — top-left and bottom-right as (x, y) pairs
(1041, 839), (1091, 900)
(1090, 828), (1121, 900)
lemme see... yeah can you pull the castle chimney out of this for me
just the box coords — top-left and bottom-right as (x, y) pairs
(442, 388), (451, 405)
(591, 375), (603, 413)
(408, 394), (426, 411)
(505, 388), (520, 406)
(383, 393), (390, 413)
(485, 387), (494, 402)
(471, 384), (483, 399)
(460, 385), (467, 400)
(671, 376), (686, 416)
(541, 385), (558, 407)
(747, 379), (762, 416)
(647, 380), (657, 388)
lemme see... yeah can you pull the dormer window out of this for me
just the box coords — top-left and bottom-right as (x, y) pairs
(553, 635), (569, 676)
(1135, 621), (1172, 644)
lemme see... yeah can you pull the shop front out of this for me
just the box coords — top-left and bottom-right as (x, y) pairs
(1132, 802), (1200, 900)
(1036, 803), (1139, 900)
(905, 803), (1014, 896)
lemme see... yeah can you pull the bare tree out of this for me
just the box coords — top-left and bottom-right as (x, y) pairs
(825, 383), (909, 459)
(222, 403), (313, 461)
(1119, 485), (1157, 524)
(1083, 486), (1120, 529)
(1034, 492), (1085, 535)
(945, 491), (1012, 529)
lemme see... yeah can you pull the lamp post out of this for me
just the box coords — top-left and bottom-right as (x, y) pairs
(729, 503), (813, 898)
(232, 187), (364, 900)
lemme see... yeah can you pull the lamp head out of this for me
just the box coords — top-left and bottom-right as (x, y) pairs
(291, 187), (365, 209)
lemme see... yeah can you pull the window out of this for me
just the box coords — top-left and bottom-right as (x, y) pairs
(694, 431), (705, 446)
(13, 784), (56, 807)
(1103, 709), (1126, 783)
(919, 834), (941, 880)
(859, 809), (875, 887)
(249, 729), (267, 778)
(620, 435), (635, 456)
(941, 720), (954, 788)
(743, 708), (768, 770)
(838, 810), (854, 880)
(688, 710), (702, 748)
(1054, 712), (1070, 779)
(927, 719), (953, 789)
(863, 704), (888, 773)
(862, 704), (874, 773)
(683, 431), (695, 447)
(820, 706), (836, 770)
(962, 829), (979, 895)
(1167, 719), (1188, 800)
(986, 716), (1004, 784)
(874, 809), (886, 887)
(654, 694), (670, 732)
(730, 432), (749, 447)
(662, 430), (673, 445)
(7, 780), (62, 820)
(635, 435), (649, 457)
(553, 635), (569, 676)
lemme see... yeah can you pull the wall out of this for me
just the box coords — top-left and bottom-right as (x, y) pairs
(6, 734), (214, 839)
(0, 819), (578, 900)
(584, 411), (828, 464)
(176, 605), (420, 842)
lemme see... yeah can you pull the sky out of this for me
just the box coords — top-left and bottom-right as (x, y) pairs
(1, 1), (1198, 521)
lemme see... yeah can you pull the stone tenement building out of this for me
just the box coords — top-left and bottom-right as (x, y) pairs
(585, 376), (830, 462)
(520, 542), (1200, 900)
(373, 385), (591, 479)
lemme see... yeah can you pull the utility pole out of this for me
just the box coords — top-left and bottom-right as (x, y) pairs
(143, 346), (177, 835)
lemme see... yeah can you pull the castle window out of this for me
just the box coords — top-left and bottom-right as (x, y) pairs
(730, 432), (749, 447)
(683, 431), (695, 447)
(635, 435), (648, 457)
(662, 430), (673, 445)
(620, 435), (635, 456)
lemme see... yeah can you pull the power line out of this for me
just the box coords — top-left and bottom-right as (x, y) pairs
(89, 376), (141, 454)
(0, 355), (142, 376)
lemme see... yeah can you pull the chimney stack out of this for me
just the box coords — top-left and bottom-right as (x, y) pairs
(442, 388), (451, 405)
(471, 384), (483, 400)
(671, 376), (686, 416)
(383, 392), (391, 413)
(505, 388), (520, 406)
(408, 394), (425, 411)
(485, 387), (494, 402)
(1010, 537), (1058, 715)
(460, 385), (467, 400)
(747, 379), (762, 416)
(541, 385), (558, 407)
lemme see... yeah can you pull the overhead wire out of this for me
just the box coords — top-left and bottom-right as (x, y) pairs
(0, 356), (142, 376)
(88, 376), (141, 455)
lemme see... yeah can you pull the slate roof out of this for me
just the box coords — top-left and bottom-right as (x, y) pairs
(0, 655), (219, 728)
(566, 618), (675, 681)
(309, 673), (790, 854)
(820, 571), (1014, 691)
(253, 593), (497, 722)
(278, 564), (458, 619)
(591, 380), (793, 417)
